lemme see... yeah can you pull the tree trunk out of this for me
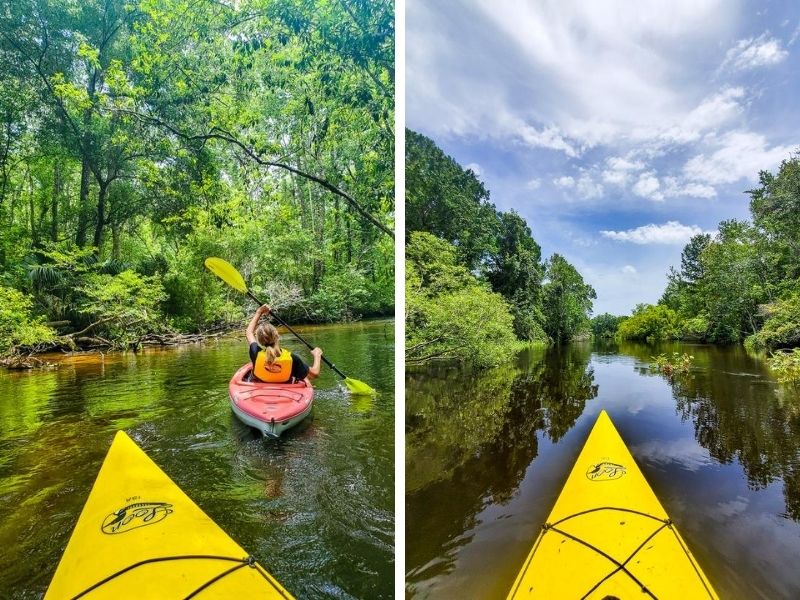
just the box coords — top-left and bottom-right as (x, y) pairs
(93, 180), (108, 250)
(76, 156), (92, 247)
(111, 220), (121, 260)
(51, 160), (61, 241)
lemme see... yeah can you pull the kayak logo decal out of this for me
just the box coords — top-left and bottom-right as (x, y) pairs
(101, 501), (174, 534)
(586, 461), (626, 481)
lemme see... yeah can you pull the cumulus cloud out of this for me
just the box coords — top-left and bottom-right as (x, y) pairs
(720, 34), (789, 71)
(554, 173), (603, 199)
(631, 172), (663, 201)
(683, 131), (794, 185)
(601, 221), (707, 244)
(526, 178), (541, 189)
(622, 265), (637, 274)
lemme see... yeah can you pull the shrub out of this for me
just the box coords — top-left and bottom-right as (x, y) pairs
(0, 286), (56, 355)
(617, 304), (681, 342)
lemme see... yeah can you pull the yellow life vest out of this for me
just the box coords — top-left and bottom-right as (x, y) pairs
(253, 348), (293, 383)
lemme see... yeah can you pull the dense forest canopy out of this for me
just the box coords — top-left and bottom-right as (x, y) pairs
(405, 129), (595, 366)
(0, 0), (394, 357)
(610, 155), (800, 352)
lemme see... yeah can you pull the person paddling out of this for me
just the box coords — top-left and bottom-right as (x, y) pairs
(246, 304), (322, 383)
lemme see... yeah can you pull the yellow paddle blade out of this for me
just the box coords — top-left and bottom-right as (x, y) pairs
(343, 377), (376, 396)
(205, 257), (248, 293)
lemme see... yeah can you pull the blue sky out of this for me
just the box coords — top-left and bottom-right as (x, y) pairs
(406, 0), (800, 315)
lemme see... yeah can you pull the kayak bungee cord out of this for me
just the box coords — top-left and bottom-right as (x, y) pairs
(71, 554), (291, 600)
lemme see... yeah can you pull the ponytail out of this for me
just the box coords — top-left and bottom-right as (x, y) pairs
(255, 323), (282, 364)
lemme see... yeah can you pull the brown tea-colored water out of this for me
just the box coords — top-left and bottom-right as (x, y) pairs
(406, 341), (800, 600)
(0, 320), (394, 599)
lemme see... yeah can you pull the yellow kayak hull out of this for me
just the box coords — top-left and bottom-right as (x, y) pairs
(508, 410), (718, 599)
(45, 431), (293, 599)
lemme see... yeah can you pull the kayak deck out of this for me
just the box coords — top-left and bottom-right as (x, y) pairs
(45, 431), (293, 599)
(228, 364), (314, 438)
(508, 410), (718, 599)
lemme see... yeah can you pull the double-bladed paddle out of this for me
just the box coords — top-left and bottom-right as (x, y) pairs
(204, 257), (376, 396)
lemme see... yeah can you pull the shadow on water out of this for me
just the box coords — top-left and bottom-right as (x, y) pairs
(406, 340), (800, 600)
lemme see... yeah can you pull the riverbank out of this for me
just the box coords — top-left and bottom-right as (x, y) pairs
(1, 314), (395, 370)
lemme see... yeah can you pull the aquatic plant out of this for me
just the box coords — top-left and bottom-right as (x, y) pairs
(650, 352), (694, 376)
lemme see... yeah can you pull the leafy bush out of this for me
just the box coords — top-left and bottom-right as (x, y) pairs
(406, 234), (521, 366)
(0, 286), (56, 355)
(768, 349), (800, 385)
(79, 271), (168, 345)
(617, 304), (681, 342)
(745, 292), (800, 351)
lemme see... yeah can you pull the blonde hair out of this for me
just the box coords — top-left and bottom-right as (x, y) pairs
(255, 322), (281, 364)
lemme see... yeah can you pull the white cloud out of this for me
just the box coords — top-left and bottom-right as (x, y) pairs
(576, 174), (603, 199)
(622, 265), (637, 274)
(554, 173), (603, 199)
(660, 87), (746, 144)
(683, 131), (794, 185)
(632, 172), (663, 201)
(602, 155), (645, 186)
(408, 0), (738, 154)
(662, 177), (717, 199)
(465, 162), (482, 177)
(601, 221), (707, 244)
(526, 178), (541, 189)
(720, 34), (789, 71)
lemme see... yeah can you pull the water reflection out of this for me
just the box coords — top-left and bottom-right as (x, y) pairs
(406, 341), (800, 599)
(406, 343), (597, 582)
(0, 321), (394, 599)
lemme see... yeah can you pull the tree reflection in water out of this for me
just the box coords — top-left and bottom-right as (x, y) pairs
(406, 343), (597, 581)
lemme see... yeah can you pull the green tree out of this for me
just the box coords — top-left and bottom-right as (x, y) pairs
(406, 233), (519, 366)
(541, 254), (596, 343)
(591, 313), (624, 339)
(617, 304), (681, 342)
(485, 211), (546, 341)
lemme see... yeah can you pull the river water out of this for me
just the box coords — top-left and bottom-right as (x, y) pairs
(0, 320), (394, 599)
(406, 341), (800, 600)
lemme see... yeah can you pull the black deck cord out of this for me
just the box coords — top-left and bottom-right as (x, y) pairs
(71, 554), (288, 600)
(183, 562), (249, 599)
(578, 521), (671, 600)
(545, 524), (659, 600)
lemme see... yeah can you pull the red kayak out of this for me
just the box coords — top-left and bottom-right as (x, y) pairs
(228, 364), (314, 438)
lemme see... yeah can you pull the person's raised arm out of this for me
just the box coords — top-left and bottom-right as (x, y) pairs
(246, 305), (270, 344)
(308, 347), (323, 378)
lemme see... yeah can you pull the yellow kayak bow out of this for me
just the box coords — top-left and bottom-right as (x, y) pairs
(46, 431), (293, 599)
(508, 410), (718, 599)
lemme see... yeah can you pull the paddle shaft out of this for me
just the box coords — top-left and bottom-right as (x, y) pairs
(246, 290), (348, 380)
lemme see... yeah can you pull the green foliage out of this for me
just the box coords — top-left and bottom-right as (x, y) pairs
(79, 271), (167, 345)
(745, 292), (800, 352)
(542, 254), (596, 343)
(649, 352), (695, 377)
(406, 235), (520, 366)
(617, 304), (681, 342)
(767, 349), (800, 385)
(0, 286), (56, 355)
(654, 156), (800, 350)
(405, 130), (500, 270)
(591, 313), (624, 338)
(405, 132), (594, 351)
(0, 0), (395, 354)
